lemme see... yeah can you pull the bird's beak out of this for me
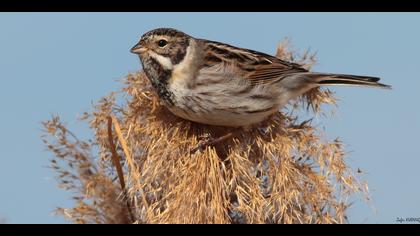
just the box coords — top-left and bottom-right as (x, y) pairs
(130, 42), (147, 54)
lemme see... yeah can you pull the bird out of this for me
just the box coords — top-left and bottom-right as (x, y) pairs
(130, 28), (391, 128)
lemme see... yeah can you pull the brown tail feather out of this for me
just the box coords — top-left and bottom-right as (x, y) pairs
(312, 73), (391, 89)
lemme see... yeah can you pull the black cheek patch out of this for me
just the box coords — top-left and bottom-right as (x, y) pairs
(172, 50), (185, 65)
(171, 39), (190, 65)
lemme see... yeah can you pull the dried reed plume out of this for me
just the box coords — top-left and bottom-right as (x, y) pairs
(42, 40), (369, 224)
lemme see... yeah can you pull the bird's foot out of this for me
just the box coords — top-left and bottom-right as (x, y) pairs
(190, 132), (235, 154)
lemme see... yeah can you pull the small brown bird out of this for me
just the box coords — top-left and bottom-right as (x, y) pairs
(131, 28), (390, 127)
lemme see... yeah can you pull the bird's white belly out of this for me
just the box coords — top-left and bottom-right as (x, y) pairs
(167, 80), (286, 127)
(167, 103), (278, 127)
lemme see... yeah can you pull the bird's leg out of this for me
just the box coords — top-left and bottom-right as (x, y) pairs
(197, 133), (212, 142)
(190, 130), (237, 154)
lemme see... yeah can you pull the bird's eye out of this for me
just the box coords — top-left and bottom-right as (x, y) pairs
(157, 39), (168, 47)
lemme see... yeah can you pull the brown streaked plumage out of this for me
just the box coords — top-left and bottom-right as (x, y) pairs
(131, 28), (391, 127)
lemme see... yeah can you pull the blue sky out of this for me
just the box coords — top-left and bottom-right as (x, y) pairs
(0, 13), (419, 224)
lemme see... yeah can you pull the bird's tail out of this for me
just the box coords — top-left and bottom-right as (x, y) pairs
(309, 73), (392, 89)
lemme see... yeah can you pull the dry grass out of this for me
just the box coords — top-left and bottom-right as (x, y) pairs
(42, 40), (368, 224)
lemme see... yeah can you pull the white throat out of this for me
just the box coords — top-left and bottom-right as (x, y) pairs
(148, 51), (173, 70)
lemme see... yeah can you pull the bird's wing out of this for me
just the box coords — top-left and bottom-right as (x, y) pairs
(200, 39), (308, 86)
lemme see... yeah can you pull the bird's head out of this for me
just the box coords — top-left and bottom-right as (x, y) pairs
(131, 28), (191, 70)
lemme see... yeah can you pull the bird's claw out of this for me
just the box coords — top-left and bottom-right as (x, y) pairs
(190, 132), (235, 154)
(191, 135), (215, 154)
